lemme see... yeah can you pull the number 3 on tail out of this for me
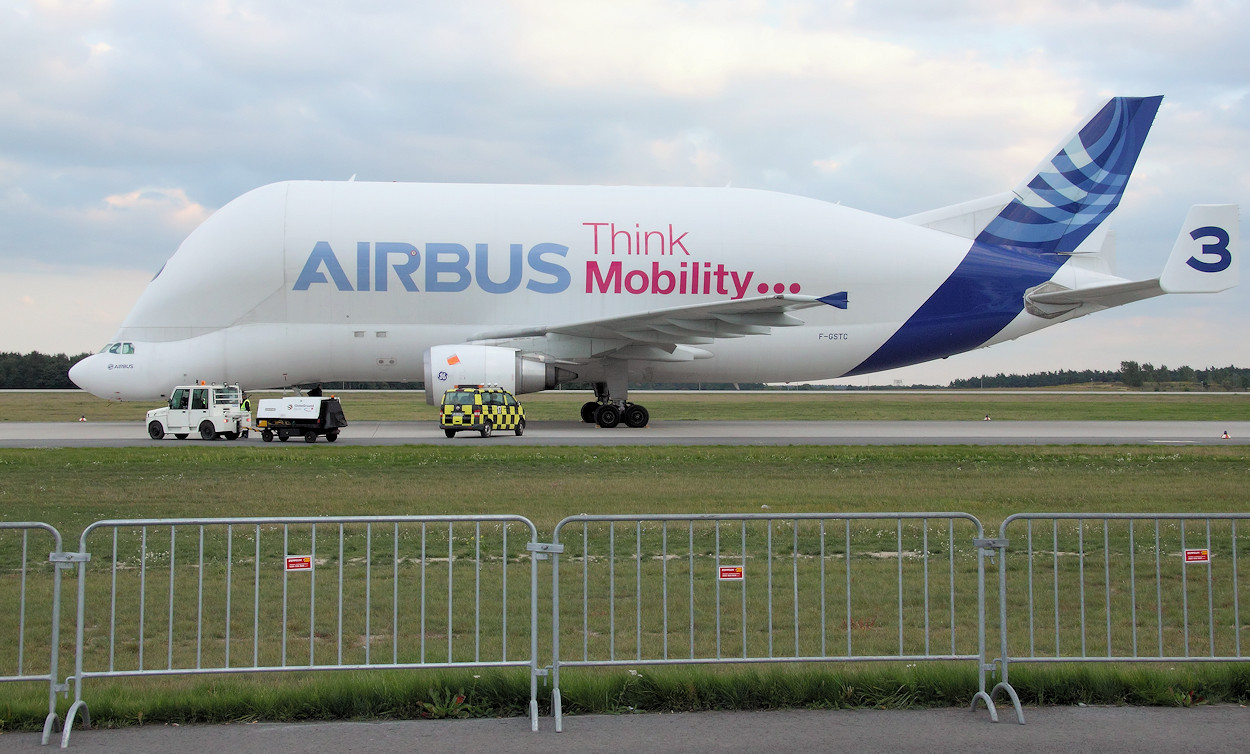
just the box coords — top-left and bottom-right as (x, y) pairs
(1186, 226), (1232, 273)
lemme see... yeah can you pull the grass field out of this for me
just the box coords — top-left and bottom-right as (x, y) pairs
(3, 388), (1250, 422)
(1, 444), (1246, 533)
(1, 392), (1249, 730)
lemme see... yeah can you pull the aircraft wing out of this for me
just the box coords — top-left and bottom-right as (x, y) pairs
(471, 293), (843, 362)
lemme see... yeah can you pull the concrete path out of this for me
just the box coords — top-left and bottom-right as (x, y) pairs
(3, 706), (1247, 753)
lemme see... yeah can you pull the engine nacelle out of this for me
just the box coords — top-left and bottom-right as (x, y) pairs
(423, 344), (577, 405)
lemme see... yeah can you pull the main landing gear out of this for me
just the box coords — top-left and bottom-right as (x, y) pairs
(580, 381), (649, 428)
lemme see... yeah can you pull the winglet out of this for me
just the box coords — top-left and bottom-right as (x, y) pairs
(818, 291), (849, 310)
(1159, 204), (1239, 294)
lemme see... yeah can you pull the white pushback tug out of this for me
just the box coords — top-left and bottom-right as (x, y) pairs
(146, 383), (249, 441)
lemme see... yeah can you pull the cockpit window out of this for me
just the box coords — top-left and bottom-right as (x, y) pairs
(98, 342), (135, 355)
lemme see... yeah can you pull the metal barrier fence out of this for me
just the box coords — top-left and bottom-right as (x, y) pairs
(19, 510), (1250, 745)
(0, 522), (67, 746)
(991, 513), (1250, 711)
(547, 513), (1004, 730)
(60, 515), (542, 748)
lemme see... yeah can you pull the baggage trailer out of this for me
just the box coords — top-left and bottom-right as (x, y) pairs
(256, 396), (348, 443)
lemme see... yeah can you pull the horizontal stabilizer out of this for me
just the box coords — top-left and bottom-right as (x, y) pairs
(900, 192), (1014, 240)
(1026, 204), (1239, 315)
(1026, 278), (1163, 315)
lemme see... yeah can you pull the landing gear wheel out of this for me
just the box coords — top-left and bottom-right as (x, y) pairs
(580, 401), (599, 423)
(148, 421), (164, 440)
(623, 404), (649, 428)
(444, 428), (456, 438)
(199, 421), (216, 441)
(278, 429), (290, 442)
(326, 430), (339, 443)
(480, 422), (493, 438)
(515, 419), (525, 436)
(262, 429), (274, 442)
(304, 430), (318, 443)
(594, 404), (621, 428)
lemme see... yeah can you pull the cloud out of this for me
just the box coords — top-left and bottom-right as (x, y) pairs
(91, 187), (210, 232)
(0, 268), (152, 354)
(0, 0), (1244, 376)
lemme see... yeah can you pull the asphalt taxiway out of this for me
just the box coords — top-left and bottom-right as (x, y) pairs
(1, 419), (1248, 447)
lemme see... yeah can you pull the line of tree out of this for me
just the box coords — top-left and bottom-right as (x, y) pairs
(949, 362), (1250, 391)
(6, 350), (1249, 391)
(0, 351), (92, 389)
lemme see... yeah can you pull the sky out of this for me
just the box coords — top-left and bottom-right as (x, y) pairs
(1, 0), (1247, 386)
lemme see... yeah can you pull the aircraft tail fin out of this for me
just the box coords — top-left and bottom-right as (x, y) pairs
(977, 96), (1163, 254)
(847, 96), (1165, 376)
(1160, 204), (1239, 293)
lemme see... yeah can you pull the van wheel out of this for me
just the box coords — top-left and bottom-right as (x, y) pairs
(199, 421), (216, 440)
(224, 431), (239, 441)
(148, 421), (164, 440)
(480, 422), (493, 438)
(175, 433), (189, 440)
(444, 429), (456, 438)
(515, 419), (525, 436)
(304, 430), (318, 443)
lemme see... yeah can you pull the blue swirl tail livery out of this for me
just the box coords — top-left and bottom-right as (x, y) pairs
(69, 96), (1238, 428)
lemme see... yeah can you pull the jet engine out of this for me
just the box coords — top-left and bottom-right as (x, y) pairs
(422, 344), (577, 405)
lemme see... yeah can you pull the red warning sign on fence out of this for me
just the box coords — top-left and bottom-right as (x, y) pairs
(719, 565), (744, 581)
(1183, 549), (1211, 564)
(285, 555), (313, 571)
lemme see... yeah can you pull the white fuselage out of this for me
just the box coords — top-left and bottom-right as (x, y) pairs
(69, 180), (1062, 401)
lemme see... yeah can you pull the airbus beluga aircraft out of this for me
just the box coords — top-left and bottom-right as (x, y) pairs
(69, 96), (1238, 428)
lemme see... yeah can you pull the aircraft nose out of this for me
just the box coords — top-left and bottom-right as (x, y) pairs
(68, 355), (97, 392)
(68, 354), (117, 399)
